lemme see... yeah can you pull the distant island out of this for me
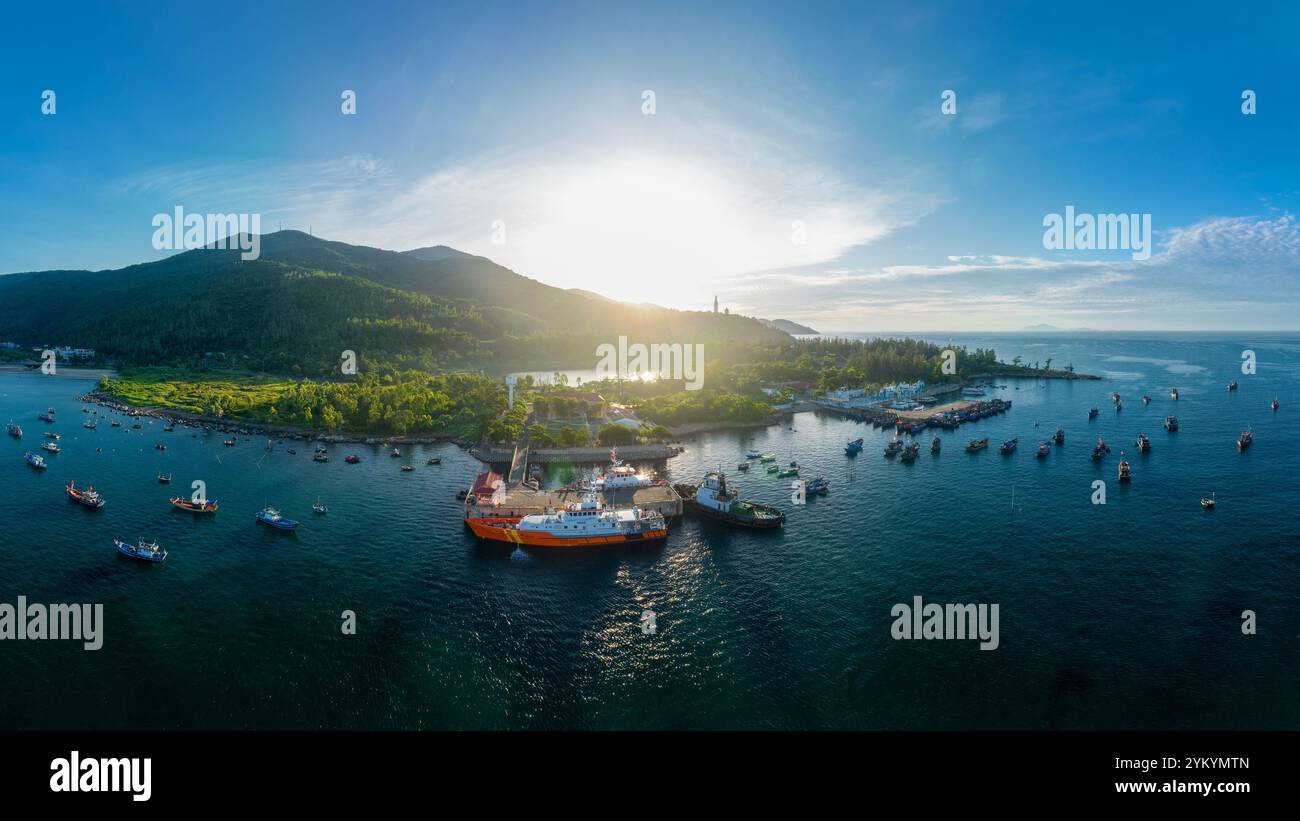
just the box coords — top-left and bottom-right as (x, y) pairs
(1, 231), (1091, 446)
(1020, 324), (1097, 332)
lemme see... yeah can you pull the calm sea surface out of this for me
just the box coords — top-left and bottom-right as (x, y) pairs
(2, 333), (1298, 729)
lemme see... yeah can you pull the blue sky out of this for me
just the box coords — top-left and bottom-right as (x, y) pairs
(2, 0), (1298, 330)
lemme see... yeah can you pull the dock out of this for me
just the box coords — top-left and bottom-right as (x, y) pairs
(463, 479), (683, 521)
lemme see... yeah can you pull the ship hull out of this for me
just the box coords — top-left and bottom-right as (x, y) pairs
(466, 518), (668, 547)
(683, 499), (784, 529)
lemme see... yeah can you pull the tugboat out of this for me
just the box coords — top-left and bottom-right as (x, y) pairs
(40, 441), (59, 453)
(1271, 398), (1279, 411)
(1201, 492), (1216, 510)
(1052, 427), (1065, 444)
(805, 476), (829, 495)
(1237, 426), (1253, 451)
(1035, 441), (1050, 458)
(471, 491), (670, 545)
(1141, 394), (1151, 406)
(1090, 438), (1111, 461)
(676, 473), (784, 529)
(1163, 415), (1179, 432)
(344, 454), (361, 464)
(845, 437), (864, 456)
(931, 436), (941, 454)
(171, 497), (218, 513)
(1134, 433), (1151, 453)
(883, 438), (903, 458)
(1228, 381), (1238, 391)
(899, 441), (920, 462)
(7, 420), (22, 437)
(256, 507), (300, 531)
(593, 448), (655, 491)
(1088, 407), (1099, 420)
(312, 497), (328, 514)
(66, 481), (105, 509)
(1170, 387), (1179, 400)
(1117, 456), (1132, 482)
(115, 539), (167, 563)
(24, 451), (46, 469)
(999, 437), (1019, 455)
(964, 437), (989, 453)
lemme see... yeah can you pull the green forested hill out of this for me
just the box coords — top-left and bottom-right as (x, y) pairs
(0, 231), (790, 374)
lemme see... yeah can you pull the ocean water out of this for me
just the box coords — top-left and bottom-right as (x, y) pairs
(1, 332), (1297, 730)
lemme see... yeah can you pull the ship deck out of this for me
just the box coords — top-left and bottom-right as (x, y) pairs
(464, 483), (683, 521)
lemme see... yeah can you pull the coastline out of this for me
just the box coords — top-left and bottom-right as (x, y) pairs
(79, 390), (472, 446)
(0, 364), (120, 380)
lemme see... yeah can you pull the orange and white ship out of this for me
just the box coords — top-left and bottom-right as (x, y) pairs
(466, 492), (667, 548)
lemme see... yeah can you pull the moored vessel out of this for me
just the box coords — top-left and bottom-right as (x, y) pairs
(1237, 426), (1253, 451)
(1170, 387), (1179, 400)
(964, 437), (989, 453)
(171, 497), (218, 513)
(40, 441), (59, 453)
(1035, 441), (1050, 458)
(1118, 457), (1132, 482)
(256, 507), (300, 530)
(24, 451), (46, 469)
(845, 437), (864, 456)
(1163, 415), (1179, 431)
(931, 436), (941, 454)
(1052, 426), (1065, 444)
(1087, 407), (1099, 420)
(679, 472), (783, 528)
(593, 448), (654, 490)
(66, 481), (105, 508)
(115, 539), (167, 563)
(1134, 433), (1151, 453)
(468, 491), (669, 545)
(999, 437), (1018, 455)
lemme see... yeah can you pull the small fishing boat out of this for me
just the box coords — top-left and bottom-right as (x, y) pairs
(931, 436), (941, 454)
(115, 539), (166, 563)
(256, 507), (299, 530)
(1052, 427), (1065, 444)
(1090, 438), (1111, 461)
(131, 422), (142, 429)
(83, 420), (95, 429)
(390, 447), (402, 458)
(845, 437), (864, 456)
(223, 438), (236, 446)
(745, 449), (762, 459)
(736, 462), (749, 471)
(1110, 391), (1120, 402)
(313, 450), (329, 462)
(899, 442), (920, 462)
(765, 462), (779, 473)
(1134, 433), (1151, 453)
(777, 465), (799, 477)
(7, 420), (22, 437)
(883, 439), (902, 458)
(1117, 457), (1132, 482)
(154, 443), (166, 451)
(312, 497), (328, 514)
(1201, 492), (1216, 510)
(401, 464), (415, 472)
(38, 411), (54, 423)
(164, 424), (175, 432)
(1237, 427), (1253, 451)
(24, 451), (46, 469)
(1271, 398), (1279, 411)
(1087, 407), (1099, 420)
(66, 481), (105, 509)
(158, 473), (172, 484)
(171, 497), (218, 513)
(427, 457), (441, 465)
(286, 448), (297, 455)
(44, 431), (60, 440)
(964, 437), (989, 453)
(999, 437), (1018, 455)
(1141, 394), (1151, 406)
(1035, 441), (1050, 458)
(805, 476), (829, 495)
(110, 419), (121, 427)
(759, 453), (777, 463)
(1170, 388), (1179, 400)
(1227, 381), (1238, 391)
(40, 441), (59, 453)
(1163, 416), (1179, 431)
(344, 454), (360, 464)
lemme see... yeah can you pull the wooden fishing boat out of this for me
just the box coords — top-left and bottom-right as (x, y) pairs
(115, 539), (167, 563)
(171, 497), (218, 513)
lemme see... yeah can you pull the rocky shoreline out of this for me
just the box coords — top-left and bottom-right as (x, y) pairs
(79, 391), (473, 447)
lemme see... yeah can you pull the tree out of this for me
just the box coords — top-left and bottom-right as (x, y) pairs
(596, 423), (637, 445)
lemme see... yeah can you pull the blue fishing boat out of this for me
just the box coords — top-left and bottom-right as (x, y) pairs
(805, 476), (829, 495)
(24, 450), (46, 469)
(115, 539), (167, 563)
(256, 507), (300, 530)
(845, 437), (864, 455)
